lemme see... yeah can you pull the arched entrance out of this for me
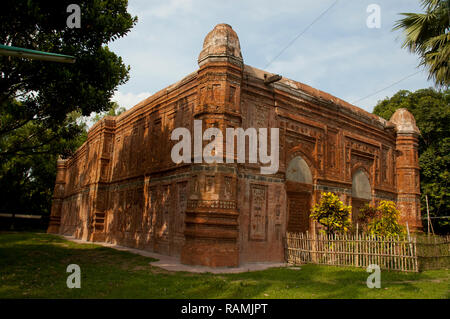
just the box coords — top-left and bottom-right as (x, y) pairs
(351, 169), (372, 224)
(286, 156), (313, 233)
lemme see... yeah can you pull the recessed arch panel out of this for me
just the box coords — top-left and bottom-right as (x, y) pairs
(286, 156), (312, 184)
(352, 169), (371, 200)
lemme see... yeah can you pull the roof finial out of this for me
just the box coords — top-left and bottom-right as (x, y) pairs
(198, 24), (243, 67)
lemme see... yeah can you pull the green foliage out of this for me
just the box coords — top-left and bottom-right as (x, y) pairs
(0, 0), (137, 160)
(1, 232), (448, 299)
(91, 101), (126, 123)
(0, 111), (88, 215)
(393, 0), (450, 87)
(364, 201), (406, 238)
(373, 88), (450, 234)
(358, 204), (380, 226)
(310, 192), (352, 235)
(0, 1), (136, 215)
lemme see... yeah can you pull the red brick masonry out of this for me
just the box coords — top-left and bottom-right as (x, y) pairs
(48, 24), (422, 267)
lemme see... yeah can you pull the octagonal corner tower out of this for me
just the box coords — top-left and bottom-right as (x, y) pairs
(389, 108), (422, 230)
(181, 23), (245, 267)
(48, 24), (422, 268)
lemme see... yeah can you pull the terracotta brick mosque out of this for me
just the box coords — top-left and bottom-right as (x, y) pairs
(48, 24), (422, 267)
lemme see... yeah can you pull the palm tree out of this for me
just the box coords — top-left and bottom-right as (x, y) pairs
(393, 0), (450, 87)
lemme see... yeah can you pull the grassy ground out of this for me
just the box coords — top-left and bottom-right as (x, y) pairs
(0, 232), (448, 299)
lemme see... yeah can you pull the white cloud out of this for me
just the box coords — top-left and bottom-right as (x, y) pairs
(112, 91), (152, 110)
(107, 0), (432, 115)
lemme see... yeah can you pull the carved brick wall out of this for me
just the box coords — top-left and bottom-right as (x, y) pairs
(48, 24), (422, 267)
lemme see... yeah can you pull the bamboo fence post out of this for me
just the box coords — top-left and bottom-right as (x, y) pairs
(388, 237), (390, 269)
(378, 235), (381, 268)
(399, 236), (402, 271)
(414, 236), (418, 272)
(377, 235), (380, 268)
(338, 233), (341, 266)
(401, 236), (404, 271)
(371, 234), (374, 266)
(354, 232), (356, 267)
(393, 236), (396, 270)
(365, 233), (368, 268)
(367, 234), (370, 266)
(395, 235), (398, 271)
(359, 233), (362, 267)
(406, 221), (413, 271)
(303, 231), (306, 262)
(286, 230), (448, 272)
(365, 234), (368, 267)
(361, 233), (365, 267)
(332, 233), (335, 265)
(374, 235), (380, 266)
(398, 235), (401, 271)
(426, 195), (431, 235)
(287, 232), (290, 264)
(392, 236), (395, 270)
(286, 232), (290, 264)
(294, 233), (297, 264)
(355, 233), (358, 267)
(372, 235), (376, 267)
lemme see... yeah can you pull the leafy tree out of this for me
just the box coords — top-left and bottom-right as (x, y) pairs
(310, 192), (352, 235)
(0, 111), (88, 215)
(393, 0), (450, 87)
(91, 101), (126, 123)
(0, 0), (137, 162)
(357, 204), (380, 227)
(0, 0), (136, 215)
(364, 201), (406, 238)
(373, 88), (450, 234)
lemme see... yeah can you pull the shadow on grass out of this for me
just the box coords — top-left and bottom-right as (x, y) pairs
(221, 263), (446, 299)
(0, 232), (448, 299)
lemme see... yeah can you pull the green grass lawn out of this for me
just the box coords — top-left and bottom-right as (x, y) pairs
(0, 232), (448, 299)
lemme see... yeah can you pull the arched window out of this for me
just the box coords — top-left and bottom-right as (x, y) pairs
(352, 169), (371, 200)
(286, 156), (312, 184)
(286, 156), (312, 234)
(352, 169), (371, 224)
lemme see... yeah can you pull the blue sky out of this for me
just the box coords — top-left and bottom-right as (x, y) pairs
(108, 0), (434, 113)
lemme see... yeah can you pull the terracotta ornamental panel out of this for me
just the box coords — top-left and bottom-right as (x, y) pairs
(48, 24), (422, 267)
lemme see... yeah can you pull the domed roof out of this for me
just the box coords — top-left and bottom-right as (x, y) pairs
(198, 24), (243, 66)
(389, 108), (420, 135)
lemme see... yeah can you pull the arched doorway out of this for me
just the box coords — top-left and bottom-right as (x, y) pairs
(351, 169), (372, 224)
(286, 156), (313, 233)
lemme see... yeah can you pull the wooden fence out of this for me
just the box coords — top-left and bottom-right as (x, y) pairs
(285, 232), (450, 272)
(415, 235), (450, 271)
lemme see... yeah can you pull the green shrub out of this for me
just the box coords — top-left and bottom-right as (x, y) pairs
(310, 192), (352, 235)
(364, 201), (406, 238)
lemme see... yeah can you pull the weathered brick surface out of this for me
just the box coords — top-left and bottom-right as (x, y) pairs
(48, 24), (422, 267)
